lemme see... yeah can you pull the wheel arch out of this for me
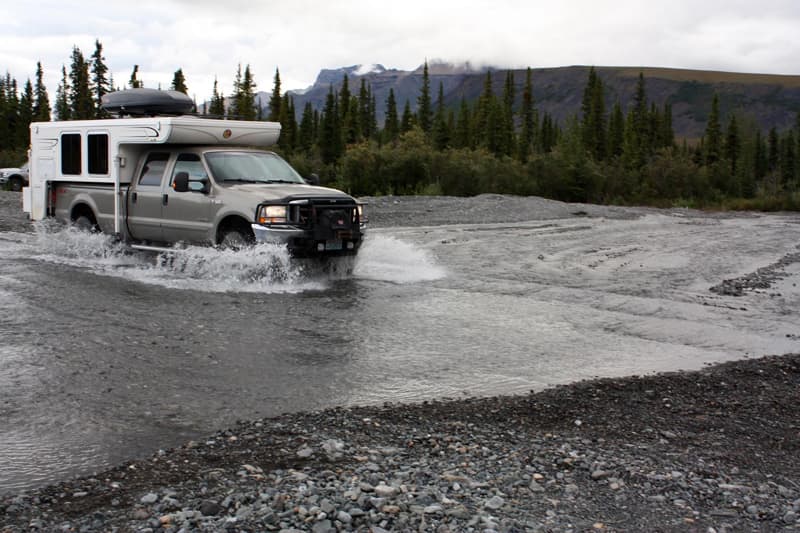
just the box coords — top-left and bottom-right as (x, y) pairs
(215, 214), (255, 245)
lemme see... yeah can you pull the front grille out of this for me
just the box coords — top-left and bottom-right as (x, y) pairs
(286, 198), (360, 230)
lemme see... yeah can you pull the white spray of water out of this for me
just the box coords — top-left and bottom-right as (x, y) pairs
(9, 225), (445, 292)
(352, 235), (446, 283)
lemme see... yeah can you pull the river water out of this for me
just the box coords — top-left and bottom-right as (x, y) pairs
(1, 208), (798, 494)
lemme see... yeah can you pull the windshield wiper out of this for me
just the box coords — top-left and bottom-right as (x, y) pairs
(222, 178), (260, 183)
(262, 179), (300, 184)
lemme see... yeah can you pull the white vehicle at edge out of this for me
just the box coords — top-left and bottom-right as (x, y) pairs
(0, 162), (29, 191)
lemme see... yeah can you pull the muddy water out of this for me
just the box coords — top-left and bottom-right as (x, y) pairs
(0, 210), (799, 494)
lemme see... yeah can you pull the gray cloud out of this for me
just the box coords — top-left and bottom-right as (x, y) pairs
(2, 0), (798, 103)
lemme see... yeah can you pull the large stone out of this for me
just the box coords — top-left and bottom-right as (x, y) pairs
(374, 484), (397, 498)
(485, 495), (505, 510)
(199, 500), (223, 516)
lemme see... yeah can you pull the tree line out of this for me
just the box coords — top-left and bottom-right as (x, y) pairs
(2, 42), (798, 210)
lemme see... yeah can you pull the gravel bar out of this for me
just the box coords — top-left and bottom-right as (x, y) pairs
(2, 354), (800, 532)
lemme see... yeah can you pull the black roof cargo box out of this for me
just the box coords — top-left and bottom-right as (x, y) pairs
(101, 88), (194, 116)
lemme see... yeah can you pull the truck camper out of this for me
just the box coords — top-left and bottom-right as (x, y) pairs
(23, 89), (365, 256)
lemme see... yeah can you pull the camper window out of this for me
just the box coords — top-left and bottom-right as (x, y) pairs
(88, 134), (109, 175)
(138, 152), (170, 187)
(61, 133), (81, 175)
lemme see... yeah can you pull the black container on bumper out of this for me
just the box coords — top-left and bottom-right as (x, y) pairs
(283, 199), (363, 257)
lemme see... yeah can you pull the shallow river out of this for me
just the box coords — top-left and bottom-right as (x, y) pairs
(1, 210), (798, 494)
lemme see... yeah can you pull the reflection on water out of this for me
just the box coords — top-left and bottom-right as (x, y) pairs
(0, 213), (799, 493)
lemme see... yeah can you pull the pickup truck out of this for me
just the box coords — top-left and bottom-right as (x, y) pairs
(56, 146), (364, 254)
(23, 89), (364, 256)
(0, 162), (29, 191)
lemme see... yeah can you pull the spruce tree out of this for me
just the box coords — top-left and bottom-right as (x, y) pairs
(432, 81), (449, 150)
(90, 39), (110, 117)
(230, 64), (257, 120)
(319, 87), (342, 164)
(499, 70), (516, 157)
(17, 79), (33, 148)
(630, 72), (649, 166)
(209, 77), (225, 116)
(607, 102), (624, 158)
(358, 79), (372, 139)
(474, 70), (494, 148)
(55, 65), (70, 120)
(416, 60), (432, 133)
(128, 65), (143, 89)
(454, 98), (472, 149)
(518, 67), (536, 161)
(268, 68), (281, 122)
(704, 94), (722, 165)
(298, 102), (315, 153)
(278, 94), (297, 152)
(339, 74), (351, 122)
(69, 47), (93, 119)
(400, 100), (414, 133)
(724, 114), (740, 175)
(1, 75), (19, 150)
(33, 61), (51, 122)
(170, 68), (188, 94)
(383, 88), (399, 143)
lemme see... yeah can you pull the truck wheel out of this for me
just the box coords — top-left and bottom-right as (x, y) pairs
(219, 229), (249, 250)
(74, 215), (99, 233)
(9, 177), (23, 192)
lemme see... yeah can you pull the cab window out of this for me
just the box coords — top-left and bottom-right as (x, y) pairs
(138, 152), (170, 186)
(171, 153), (208, 184)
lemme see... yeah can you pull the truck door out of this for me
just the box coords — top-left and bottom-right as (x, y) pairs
(127, 152), (170, 242)
(161, 153), (214, 244)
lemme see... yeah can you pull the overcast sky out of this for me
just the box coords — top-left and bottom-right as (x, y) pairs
(1, 0), (799, 102)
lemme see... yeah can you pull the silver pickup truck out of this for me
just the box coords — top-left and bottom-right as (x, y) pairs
(24, 89), (365, 257)
(56, 146), (364, 255)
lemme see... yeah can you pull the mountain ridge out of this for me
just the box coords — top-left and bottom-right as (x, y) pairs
(254, 63), (800, 139)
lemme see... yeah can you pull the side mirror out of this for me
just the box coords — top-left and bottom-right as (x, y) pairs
(305, 173), (320, 186)
(172, 171), (190, 192)
(189, 177), (210, 194)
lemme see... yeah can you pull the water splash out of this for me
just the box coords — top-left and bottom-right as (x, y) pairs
(8, 225), (444, 292)
(353, 235), (446, 283)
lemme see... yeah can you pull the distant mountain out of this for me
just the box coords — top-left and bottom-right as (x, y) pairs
(258, 63), (800, 140)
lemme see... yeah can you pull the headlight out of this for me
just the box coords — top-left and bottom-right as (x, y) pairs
(258, 205), (287, 224)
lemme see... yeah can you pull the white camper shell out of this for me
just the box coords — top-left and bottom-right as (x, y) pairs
(23, 116), (281, 235)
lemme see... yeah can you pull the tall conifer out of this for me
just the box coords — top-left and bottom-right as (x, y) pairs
(90, 40), (110, 118)
(33, 61), (50, 122)
(384, 88), (399, 143)
(417, 60), (432, 133)
(268, 68), (281, 121)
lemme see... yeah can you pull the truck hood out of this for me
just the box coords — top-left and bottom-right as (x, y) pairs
(219, 182), (356, 203)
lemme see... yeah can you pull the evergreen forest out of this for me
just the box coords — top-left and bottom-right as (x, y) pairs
(2, 41), (799, 211)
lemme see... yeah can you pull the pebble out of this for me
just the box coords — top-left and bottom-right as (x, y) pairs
(140, 493), (158, 505)
(485, 495), (505, 510)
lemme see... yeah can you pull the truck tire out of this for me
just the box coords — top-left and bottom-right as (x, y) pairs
(219, 229), (249, 250)
(74, 215), (99, 233)
(9, 177), (23, 192)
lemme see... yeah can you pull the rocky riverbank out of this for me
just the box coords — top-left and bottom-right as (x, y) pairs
(2, 353), (800, 532)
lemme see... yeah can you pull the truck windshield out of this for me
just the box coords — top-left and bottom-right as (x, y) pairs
(204, 151), (305, 184)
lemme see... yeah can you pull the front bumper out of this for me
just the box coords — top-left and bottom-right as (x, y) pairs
(252, 223), (363, 256)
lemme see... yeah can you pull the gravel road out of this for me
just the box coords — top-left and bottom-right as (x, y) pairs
(1, 190), (799, 532)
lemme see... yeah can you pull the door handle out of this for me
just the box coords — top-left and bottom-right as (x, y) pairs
(131, 191), (137, 203)
(162, 194), (169, 206)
